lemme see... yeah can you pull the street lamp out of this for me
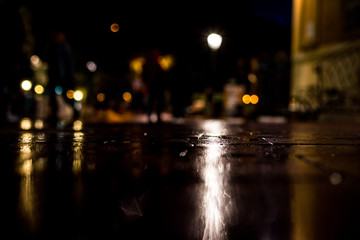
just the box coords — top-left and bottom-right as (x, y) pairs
(205, 33), (223, 118)
(207, 33), (222, 51)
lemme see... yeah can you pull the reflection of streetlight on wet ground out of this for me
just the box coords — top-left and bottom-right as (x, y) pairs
(198, 120), (232, 240)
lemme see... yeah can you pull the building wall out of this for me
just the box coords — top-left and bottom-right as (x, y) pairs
(290, 0), (360, 114)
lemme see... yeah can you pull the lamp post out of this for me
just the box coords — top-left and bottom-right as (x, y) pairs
(205, 33), (222, 117)
(207, 32), (223, 74)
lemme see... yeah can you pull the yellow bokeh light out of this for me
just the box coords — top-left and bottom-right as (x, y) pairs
(21, 80), (32, 91)
(110, 23), (119, 32)
(130, 57), (145, 74)
(67, 90), (75, 99)
(250, 95), (259, 104)
(158, 55), (174, 71)
(242, 94), (251, 104)
(73, 120), (83, 131)
(34, 119), (44, 129)
(74, 90), (84, 101)
(20, 118), (32, 130)
(123, 92), (132, 103)
(34, 85), (44, 94)
(97, 93), (106, 102)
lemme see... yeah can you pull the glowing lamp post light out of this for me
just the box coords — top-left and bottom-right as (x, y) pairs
(21, 80), (32, 91)
(207, 33), (222, 51)
(205, 33), (223, 117)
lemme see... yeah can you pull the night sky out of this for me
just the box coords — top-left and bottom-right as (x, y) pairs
(2, 0), (292, 84)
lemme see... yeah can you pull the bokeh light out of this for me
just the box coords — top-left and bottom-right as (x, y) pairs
(21, 80), (32, 91)
(34, 85), (44, 94)
(34, 119), (44, 129)
(73, 120), (83, 131)
(55, 86), (63, 95)
(158, 55), (174, 71)
(30, 55), (40, 66)
(123, 92), (132, 103)
(74, 90), (84, 101)
(67, 90), (75, 99)
(207, 33), (222, 50)
(250, 95), (259, 104)
(248, 73), (257, 84)
(110, 23), (119, 32)
(20, 118), (32, 130)
(130, 57), (145, 74)
(86, 61), (97, 72)
(242, 94), (251, 104)
(97, 93), (106, 102)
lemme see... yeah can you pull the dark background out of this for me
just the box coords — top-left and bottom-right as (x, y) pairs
(0, 0), (293, 118)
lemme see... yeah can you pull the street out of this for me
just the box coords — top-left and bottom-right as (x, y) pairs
(3, 119), (360, 240)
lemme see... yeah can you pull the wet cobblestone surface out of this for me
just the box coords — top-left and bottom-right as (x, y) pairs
(2, 120), (360, 239)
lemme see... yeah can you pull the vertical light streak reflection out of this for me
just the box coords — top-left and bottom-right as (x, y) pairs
(203, 143), (225, 240)
(72, 132), (84, 175)
(200, 120), (231, 240)
(18, 132), (37, 231)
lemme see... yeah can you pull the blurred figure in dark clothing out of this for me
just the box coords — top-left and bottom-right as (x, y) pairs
(45, 30), (75, 126)
(142, 49), (166, 123)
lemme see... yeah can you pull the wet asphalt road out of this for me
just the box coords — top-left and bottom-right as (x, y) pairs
(2, 120), (360, 240)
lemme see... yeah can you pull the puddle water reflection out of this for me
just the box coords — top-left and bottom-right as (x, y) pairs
(17, 132), (37, 232)
(72, 131), (84, 175)
(199, 121), (232, 240)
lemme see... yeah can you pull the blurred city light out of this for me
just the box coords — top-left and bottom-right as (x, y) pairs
(242, 94), (259, 104)
(97, 92), (106, 102)
(30, 55), (40, 67)
(248, 73), (257, 84)
(67, 90), (75, 99)
(250, 94), (259, 104)
(86, 61), (97, 72)
(74, 90), (84, 101)
(20, 118), (32, 130)
(73, 120), (83, 131)
(34, 85), (44, 94)
(55, 86), (63, 95)
(130, 57), (145, 74)
(158, 55), (174, 71)
(34, 119), (44, 129)
(110, 23), (119, 32)
(21, 80), (32, 91)
(207, 33), (222, 51)
(123, 91), (132, 103)
(242, 94), (251, 104)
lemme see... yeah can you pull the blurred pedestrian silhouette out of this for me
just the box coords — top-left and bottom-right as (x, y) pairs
(142, 49), (166, 123)
(45, 30), (75, 127)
